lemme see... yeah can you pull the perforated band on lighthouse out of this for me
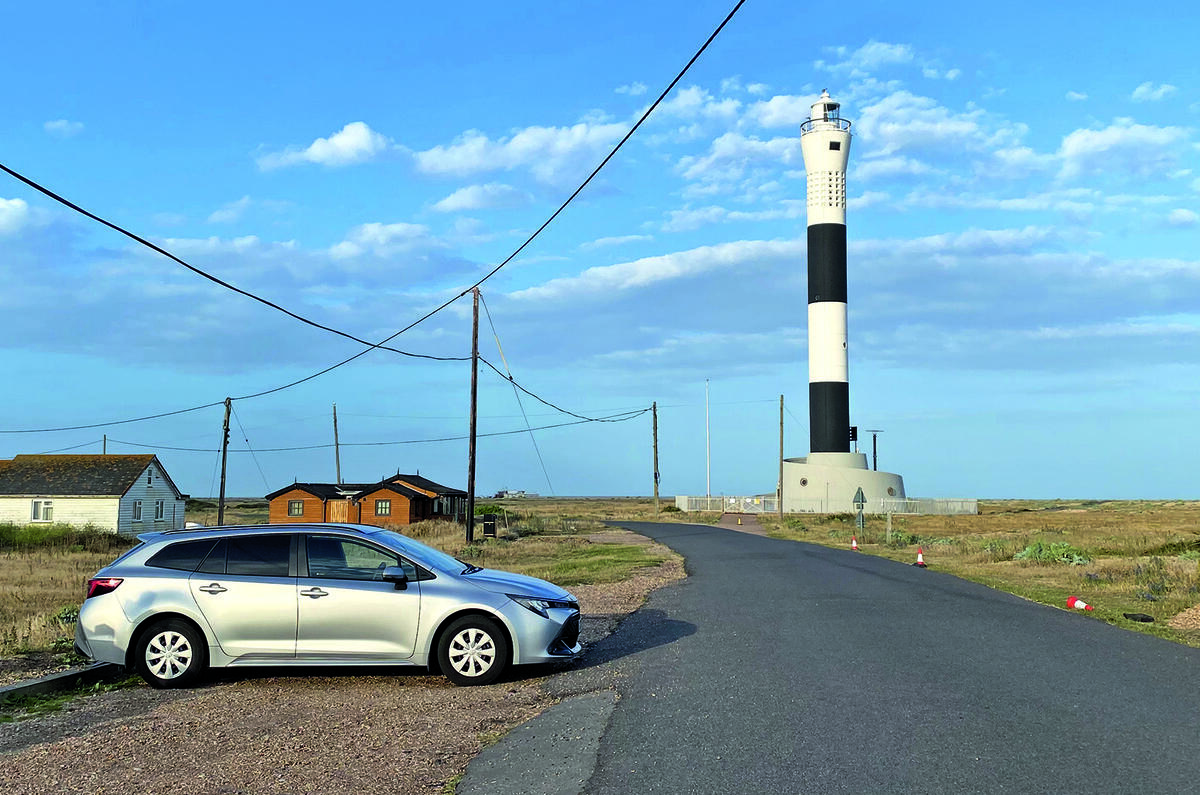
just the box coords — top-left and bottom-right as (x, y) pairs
(800, 90), (852, 454)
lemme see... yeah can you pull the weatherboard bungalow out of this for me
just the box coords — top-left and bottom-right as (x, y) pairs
(0, 454), (188, 535)
(266, 473), (466, 527)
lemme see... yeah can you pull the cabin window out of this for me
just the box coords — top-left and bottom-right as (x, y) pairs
(133, 500), (143, 522)
(375, 499), (392, 517)
(31, 500), (53, 522)
(288, 500), (304, 517)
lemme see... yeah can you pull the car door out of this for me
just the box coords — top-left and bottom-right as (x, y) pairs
(295, 534), (420, 660)
(188, 534), (297, 659)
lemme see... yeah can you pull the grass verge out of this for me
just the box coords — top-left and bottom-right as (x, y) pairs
(757, 499), (1200, 645)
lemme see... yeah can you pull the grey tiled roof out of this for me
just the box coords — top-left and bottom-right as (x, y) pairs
(0, 454), (165, 497)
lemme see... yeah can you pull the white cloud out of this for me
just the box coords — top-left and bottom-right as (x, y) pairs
(413, 122), (626, 183)
(258, 121), (391, 170)
(1058, 118), (1188, 179)
(746, 94), (814, 128)
(1131, 82), (1177, 102)
(677, 132), (802, 182)
(44, 119), (84, 138)
(329, 222), (432, 260)
(0, 198), (30, 235)
(660, 202), (806, 233)
(431, 183), (528, 213)
(579, 234), (654, 250)
(207, 196), (252, 224)
(853, 155), (932, 181)
(615, 82), (647, 96)
(509, 239), (802, 302)
(856, 91), (1008, 156)
(653, 86), (741, 122)
(1065, 91), (1088, 102)
(848, 191), (891, 210)
(922, 67), (962, 81)
(1167, 208), (1199, 227)
(746, 83), (768, 96)
(816, 41), (915, 76)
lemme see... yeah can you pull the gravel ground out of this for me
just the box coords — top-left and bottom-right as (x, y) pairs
(0, 534), (683, 795)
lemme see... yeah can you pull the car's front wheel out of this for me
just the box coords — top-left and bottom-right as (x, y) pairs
(134, 618), (207, 689)
(437, 616), (508, 686)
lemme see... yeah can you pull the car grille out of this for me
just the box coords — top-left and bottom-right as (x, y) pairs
(559, 613), (580, 647)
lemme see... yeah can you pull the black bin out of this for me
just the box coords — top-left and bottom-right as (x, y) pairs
(481, 514), (498, 538)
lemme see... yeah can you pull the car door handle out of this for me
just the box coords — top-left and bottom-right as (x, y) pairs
(198, 583), (227, 594)
(300, 587), (329, 599)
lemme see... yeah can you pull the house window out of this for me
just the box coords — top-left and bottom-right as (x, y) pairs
(133, 500), (143, 522)
(288, 500), (304, 517)
(154, 500), (165, 521)
(375, 499), (391, 517)
(147, 471), (153, 486)
(31, 500), (53, 522)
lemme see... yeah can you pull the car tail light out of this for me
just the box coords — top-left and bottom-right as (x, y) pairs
(86, 577), (123, 599)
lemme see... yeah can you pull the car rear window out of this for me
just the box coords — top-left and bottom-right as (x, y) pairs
(146, 539), (218, 572)
(226, 535), (291, 577)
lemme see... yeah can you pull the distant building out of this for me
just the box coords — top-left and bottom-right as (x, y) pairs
(493, 489), (538, 499)
(0, 454), (187, 535)
(265, 473), (466, 527)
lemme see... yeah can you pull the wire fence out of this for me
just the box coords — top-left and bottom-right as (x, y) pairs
(674, 495), (978, 515)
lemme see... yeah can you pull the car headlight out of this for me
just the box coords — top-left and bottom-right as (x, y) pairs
(508, 595), (578, 618)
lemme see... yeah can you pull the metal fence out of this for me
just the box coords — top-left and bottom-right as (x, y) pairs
(675, 496), (978, 516)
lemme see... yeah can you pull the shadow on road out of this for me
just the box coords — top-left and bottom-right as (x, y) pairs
(565, 608), (696, 671)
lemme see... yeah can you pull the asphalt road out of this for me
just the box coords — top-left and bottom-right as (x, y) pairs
(463, 521), (1200, 794)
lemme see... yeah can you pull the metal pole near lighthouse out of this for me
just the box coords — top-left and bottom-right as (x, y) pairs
(800, 90), (852, 455)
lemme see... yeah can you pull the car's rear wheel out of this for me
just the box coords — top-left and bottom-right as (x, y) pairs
(438, 616), (508, 686)
(135, 618), (207, 689)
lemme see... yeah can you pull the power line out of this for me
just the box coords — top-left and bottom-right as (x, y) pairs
(105, 408), (650, 454)
(0, 163), (467, 364)
(0, 0), (746, 433)
(480, 292), (554, 495)
(32, 438), (103, 454)
(231, 404), (271, 492)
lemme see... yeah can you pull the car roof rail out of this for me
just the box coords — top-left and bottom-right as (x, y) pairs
(158, 522), (373, 536)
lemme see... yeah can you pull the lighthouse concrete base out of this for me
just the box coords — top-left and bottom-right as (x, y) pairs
(782, 453), (905, 514)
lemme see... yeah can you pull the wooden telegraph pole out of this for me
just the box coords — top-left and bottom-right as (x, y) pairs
(217, 397), (231, 525)
(652, 402), (660, 515)
(465, 288), (480, 543)
(778, 394), (784, 520)
(333, 403), (342, 484)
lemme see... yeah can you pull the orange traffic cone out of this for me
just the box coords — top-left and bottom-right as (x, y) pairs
(1067, 596), (1094, 611)
(851, 536), (859, 551)
(913, 547), (927, 568)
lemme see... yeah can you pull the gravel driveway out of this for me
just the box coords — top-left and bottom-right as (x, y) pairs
(0, 534), (683, 795)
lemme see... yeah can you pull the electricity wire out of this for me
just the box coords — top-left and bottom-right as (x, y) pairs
(479, 292), (554, 495)
(231, 404), (272, 491)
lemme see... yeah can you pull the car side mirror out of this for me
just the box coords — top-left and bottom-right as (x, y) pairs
(381, 566), (409, 590)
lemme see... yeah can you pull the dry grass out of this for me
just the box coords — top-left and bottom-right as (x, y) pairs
(758, 499), (1200, 644)
(0, 549), (124, 655)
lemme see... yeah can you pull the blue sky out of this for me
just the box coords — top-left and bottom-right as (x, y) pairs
(2, 0), (1198, 500)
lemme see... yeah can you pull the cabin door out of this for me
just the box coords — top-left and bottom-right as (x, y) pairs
(329, 499), (351, 523)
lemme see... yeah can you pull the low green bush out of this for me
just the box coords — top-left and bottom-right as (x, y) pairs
(1014, 540), (1090, 565)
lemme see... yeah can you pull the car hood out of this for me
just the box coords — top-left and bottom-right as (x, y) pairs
(463, 569), (574, 601)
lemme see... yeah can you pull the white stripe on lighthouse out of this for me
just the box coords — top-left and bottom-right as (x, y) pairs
(808, 301), (848, 383)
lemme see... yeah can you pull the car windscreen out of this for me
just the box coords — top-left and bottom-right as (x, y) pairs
(374, 530), (466, 573)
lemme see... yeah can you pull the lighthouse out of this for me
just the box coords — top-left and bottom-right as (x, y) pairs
(800, 89), (852, 454)
(780, 90), (906, 513)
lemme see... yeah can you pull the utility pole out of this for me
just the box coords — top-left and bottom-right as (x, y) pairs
(102, 435), (106, 455)
(332, 403), (342, 484)
(465, 288), (480, 543)
(778, 395), (784, 520)
(864, 429), (883, 471)
(705, 379), (710, 501)
(217, 397), (231, 526)
(652, 402), (660, 515)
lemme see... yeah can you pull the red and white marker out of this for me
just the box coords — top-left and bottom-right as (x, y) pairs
(851, 536), (859, 551)
(1067, 596), (1094, 611)
(914, 547), (927, 568)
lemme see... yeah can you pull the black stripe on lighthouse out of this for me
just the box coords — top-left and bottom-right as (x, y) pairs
(808, 222), (849, 453)
(807, 224), (847, 303)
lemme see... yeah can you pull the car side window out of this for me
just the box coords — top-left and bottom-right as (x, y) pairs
(147, 539), (217, 572)
(225, 535), (291, 577)
(307, 536), (400, 581)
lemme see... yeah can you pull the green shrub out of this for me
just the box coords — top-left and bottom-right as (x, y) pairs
(1014, 540), (1090, 565)
(661, 505), (681, 513)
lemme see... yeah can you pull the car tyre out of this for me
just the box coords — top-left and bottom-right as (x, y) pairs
(135, 618), (207, 689)
(437, 616), (508, 686)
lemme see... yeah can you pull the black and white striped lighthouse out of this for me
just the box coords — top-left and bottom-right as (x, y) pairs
(800, 90), (852, 454)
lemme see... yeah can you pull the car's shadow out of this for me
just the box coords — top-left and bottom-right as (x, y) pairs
(199, 608), (695, 688)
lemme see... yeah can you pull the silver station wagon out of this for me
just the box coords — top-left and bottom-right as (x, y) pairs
(76, 523), (581, 687)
